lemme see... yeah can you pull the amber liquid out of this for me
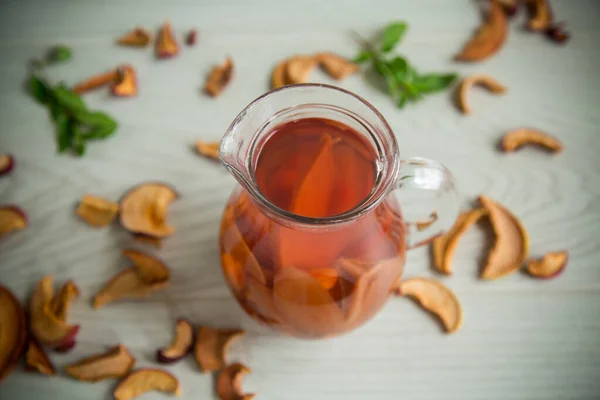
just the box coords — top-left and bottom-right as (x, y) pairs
(219, 117), (406, 338)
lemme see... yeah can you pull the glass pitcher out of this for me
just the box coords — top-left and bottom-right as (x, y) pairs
(218, 84), (458, 339)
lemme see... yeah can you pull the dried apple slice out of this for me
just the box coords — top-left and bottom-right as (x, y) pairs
(456, 74), (506, 114)
(317, 53), (358, 80)
(0, 154), (15, 176)
(479, 195), (529, 279)
(132, 234), (162, 248)
(116, 27), (152, 47)
(271, 61), (288, 89)
(195, 140), (220, 161)
(114, 368), (180, 400)
(205, 57), (234, 97)
(527, 0), (553, 31)
(396, 277), (462, 333)
(112, 65), (137, 97)
(50, 280), (80, 322)
(217, 363), (255, 400)
(0, 206), (28, 239)
(156, 319), (194, 364)
(194, 326), (245, 373)
(455, 0), (507, 62)
(93, 268), (168, 309)
(76, 194), (119, 227)
(526, 250), (568, 279)
(30, 276), (80, 347)
(119, 182), (179, 238)
(155, 22), (179, 59)
(25, 339), (55, 375)
(65, 345), (136, 382)
(431, 208), (487, 275)
(501, 128), (563, 153)
(72, 69), (120, 95)
(122, 248), (170, 283)
(54, 338), (76, 353)
(285, 55), (318, 84)
(0, 286), (27, 383)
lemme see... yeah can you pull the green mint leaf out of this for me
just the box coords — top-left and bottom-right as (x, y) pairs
(72, 127), (86, 156)
(412, 73), (457, 94)
(387, 56), (409, 86)
(52, 84), (86, 111)
(73, 110), (116, 128)
(46, 45), (72, 64)
(373, 58), (400, 101)
(28, 75), (51, 104)
(380, 22), (407, 53)
(354, 50), (374, 64)
(56, 114), (73, 153)
(397, 92), (408, 108)
(401, 82), (421, 100)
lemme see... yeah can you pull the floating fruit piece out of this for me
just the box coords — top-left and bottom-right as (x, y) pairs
(456, 74), (506, 114)
(501, 128), (563, 153)
(455, 0), (507, 62)
(186, 29), (197, 46)
(25, 339), (55, 375)
(0, 205), (28, 239)
(479, 195), (529, 279)
(76, 194), (119, 227)
(155, 22), (179, 59)
(93, 267), (168, 309)
(526, 250), (568, 279)
(113, 368), (181, 400)
(112, 65), (138, 97)
(116, 27), (152, 47)
(285, 55), (318, 84)
(156, 319), (194, 364)
(194, 326), (245, 373)
(50, 279), (80, 322)
(271, 60), (288, 89)
(0, 286), (28, 383)
(132, 233), (162, 248)
(396, 277), (462, 334)
(415, 212), (438, 232)
(527, 0), (553, 31)
(205, 57), (234, 97)
(119, 182), (179, 238)
(195, 140), (220, 161)
(217, 363), (255, 400)
(29, 276), (80, 347)
(317, 52), (359, 80)
(72, 69), (120, 95)
(65, 345), (136, 382)
(431, 208), (487, 275)
(0, 154), (14, 176)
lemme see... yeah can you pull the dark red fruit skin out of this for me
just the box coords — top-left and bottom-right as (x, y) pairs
(0, 155), (15, 176)
(545, 24), (570, 44)
(186, 30), (197, 46)
(155, 318), (194, 364)
(53, 338), (76, 353)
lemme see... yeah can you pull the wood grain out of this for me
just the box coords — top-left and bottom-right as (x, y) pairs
(1, 0), (600, 399)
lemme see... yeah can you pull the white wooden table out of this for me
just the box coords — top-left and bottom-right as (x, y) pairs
(1, 0), (600, 399)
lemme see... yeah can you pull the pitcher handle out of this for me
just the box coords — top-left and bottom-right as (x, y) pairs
(393, 157), (459, 249)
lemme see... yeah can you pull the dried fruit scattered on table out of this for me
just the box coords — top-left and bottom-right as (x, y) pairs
(217, 363), (255, 400)
(317, 52), (359, 80)
(195, 140), (220, 161)
(194, 326), (245, 373)
(396, 277), (462, 334)
(456, 74), (506, 114)
(0, 286), (28, 383)
(0, 206), (28, 239)
(0, 154), (15, 176)
(112, 65), (138, 97)
(455, 0), (507, 62)
(65, 345), (136, 382)
(526, 250), (568, 279)
(76, 194), (119, 227)
(285, 55), (318, 85)
(117, 27), (152, 47)
(479, 195), (529, 279)
(205, 57), (234, 97)
(72, 69), (120, 95)
(119, 182), (179, 238)
(30, 276), (80, 347)
(501, 128), (563, 153)
(123, 248), (170, 283)
(186, 30), (197, 46)
(432, 208), (487, 275)
(132, 234), (162, 248)
(271, 60), (288, 89)
(113, 368), (181, 400)
(155, 22), (179, 59)
(156, 319), (194, 364)
(497, 0), (520, 16)
(50, 280), (80, 322)
(25, 339), (55, 375)
(526, 0), (553, 31)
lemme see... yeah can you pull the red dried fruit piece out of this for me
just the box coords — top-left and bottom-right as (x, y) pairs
(155, 22), (179, 59)
(526, 250), (568, 279)
(50, 280), (80, 322)
(54, 338), (76, 353)
(25, 338), (55, 375)
(317, 52), (359, 80)
(113, 368), (181, 400)
(116, 27), (152, 47)
(217, 363), (255, 400)
(501, 128), (563, 153)
(0, 286), (28, 383)
(65, 345), (136, 382)
(72, 69), (120, 95)
(119, 182), (179, 238)
(76, 194), (119, 227)
(186, 29), (197, 46)
(194, 326), (245, 373)
(545, 23), (570, 44)
(455, 0), (508, 62)
(112, 65), (138, 97)
(156, 319), (194, 364)
(497, 0), (520, 16)
(29, 276), (80, 347)
(527, 0), (553, 31)
(0, 205), (28, 239)
(205, 57), (234, 97)
(0, 154), (15, 176)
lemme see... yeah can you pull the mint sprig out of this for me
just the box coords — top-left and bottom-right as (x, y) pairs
(353, 22), (457, 108)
